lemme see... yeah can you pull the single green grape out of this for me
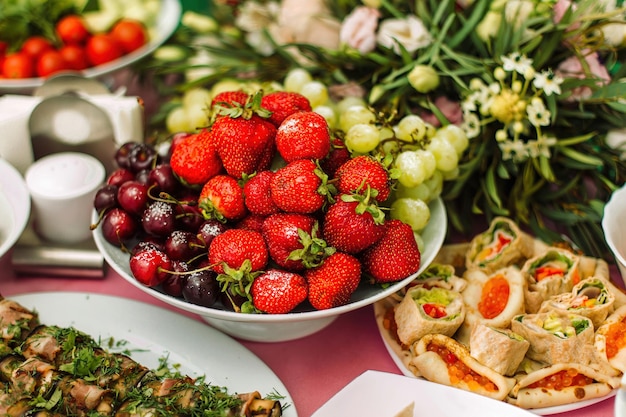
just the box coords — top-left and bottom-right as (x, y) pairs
(339, 105), (376, 132)
(300, 81), (329, 108)
(390, 197), (431, 232)
(182, 87), (212, 110)
(314, 105), (338, 129)
(395, 182), (431, 202)
(428, 135), (459, 172)
(284, 68), (313, 92)
(395, 151), (427, 188)
(345, 124), (381, 154)
(396, 114), (427, 142)
(166, 106), (191, 133)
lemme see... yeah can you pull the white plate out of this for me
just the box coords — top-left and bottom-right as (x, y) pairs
(0, 0), (182, 93)
(10, 291), (298, 417)
(373, 298), (615, 416)
(0, 158), (31, 258)
(312, 370), (537, 417)
(93, 197), (447, 342)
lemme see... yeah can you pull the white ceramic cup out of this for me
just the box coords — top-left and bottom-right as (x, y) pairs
(25, 152), (105, 244)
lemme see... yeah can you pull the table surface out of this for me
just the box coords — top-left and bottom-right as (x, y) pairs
(0, 250), (618, 417)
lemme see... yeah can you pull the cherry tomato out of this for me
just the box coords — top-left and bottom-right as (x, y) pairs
(21, 36), (55, 60)
(109, 19), (147, 53)
(36, 49), (69, 77)
(59, 44), (88, 70)
(56, 15), (90, 45)
(86, 34), (122, 66)
(2, 52), (35, 79)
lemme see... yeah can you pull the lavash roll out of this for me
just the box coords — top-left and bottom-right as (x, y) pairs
(469, 324), (529, 376)
(510, 311), (595, 366)
(539, 277), (615, 329)
(465, 217), (534, 273)
(411, 334), (516, 401)
(508, 363), (619, 409)
(456, 266), (526, 344)
(411, 263), (467, 293)
(595, 304), (626, 373)
(522, 247), (582, 313)
(394, 286), (465, 346)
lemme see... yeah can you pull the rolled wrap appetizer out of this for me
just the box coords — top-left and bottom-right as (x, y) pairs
(394, 285), (465, 346)
(410, 333), (516, 401)
(539, 277), (615, 329)
(465, 217), (534, 273)
(457, 266), (526, 344)
(522, 247), (581, 313)
(469, 324), (529, 376)
(409, 263), (467, 293)
(510, 311), (595, 366)
(508, 362), (619, 409)
(595, 304), (626, 373)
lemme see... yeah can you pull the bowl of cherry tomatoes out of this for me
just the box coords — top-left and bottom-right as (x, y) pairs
(0, 0), (181, 93)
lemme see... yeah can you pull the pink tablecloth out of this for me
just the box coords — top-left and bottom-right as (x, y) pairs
(0, 253), (617, 417)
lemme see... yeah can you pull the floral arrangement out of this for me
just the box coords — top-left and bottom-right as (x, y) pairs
(143, 0), (626, 259)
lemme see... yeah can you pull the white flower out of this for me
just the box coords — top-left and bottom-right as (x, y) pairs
(526, 98), (551, 126)
(527, 135), (556, 158)
(502, 52), (533, 75)
(235, 1), (280, 32)
(499, 140), (528, 161)
(461, 112), (481, 138)
(376, 15), (432, 55)
(340, 6), (381, 54)
(533, 70), (564, 96)
(504, 0), (535, 24)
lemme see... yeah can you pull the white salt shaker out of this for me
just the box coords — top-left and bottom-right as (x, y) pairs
(25, 152), (105, 244)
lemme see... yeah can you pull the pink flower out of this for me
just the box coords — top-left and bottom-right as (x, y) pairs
(339, 6), (381, 54)
(273, 0), (341, 49)
(556, 50), (611, 101)
(419, 96), (463, 127)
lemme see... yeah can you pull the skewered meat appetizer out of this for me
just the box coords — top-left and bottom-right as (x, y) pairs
(0, 297), (282, 417)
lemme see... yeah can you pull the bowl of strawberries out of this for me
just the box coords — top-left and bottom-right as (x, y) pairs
(91, 89), (449, 342)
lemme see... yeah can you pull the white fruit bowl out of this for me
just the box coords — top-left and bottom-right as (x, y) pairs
(0, 0), (181, 94)
(93, 197), (447, 342)
(602, 183), (626, 285)
(0, 158), (31, 259)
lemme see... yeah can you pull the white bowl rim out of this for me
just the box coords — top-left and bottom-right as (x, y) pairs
(93, 197), (448, 324)
(602, 184), (626, 267)
(0, 158), (31, 258)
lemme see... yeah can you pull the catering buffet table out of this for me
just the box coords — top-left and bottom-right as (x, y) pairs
(0, 248), (617, 417)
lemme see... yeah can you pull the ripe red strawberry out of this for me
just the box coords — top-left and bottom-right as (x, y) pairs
(208, 228), (268, 274)
(320, 136), (351, 178)
(234, 213), (266, 233)
(129, 247), (173, 287)
(212, 113), (277, 179)
(270, 159), (333, 213)
(243, 170), (280, 216)
(322, 197), (385, 254)
(361, 219), (421, 283)
(261, 91), (312, 127)
(262, 213), (332, 271)
(335, 155), (391, 201)
(305, 252), (361, 310)
(169, 129), (223, 186)
(198, 174), (247, 222)
(251, 269), (308, 314)
(211, 90), (250, 110)
(275, 111), (331, 163)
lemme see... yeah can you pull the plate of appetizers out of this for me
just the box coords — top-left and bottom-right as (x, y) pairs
(374, 217), (623, 415)
(9, 291), (296, 417)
